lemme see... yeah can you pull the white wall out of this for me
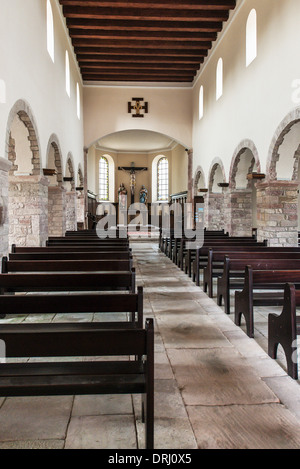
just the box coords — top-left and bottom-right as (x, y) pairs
(192, 0), (300, 183)
(0, 0), (84, 174)
(83, 86), (193, 150)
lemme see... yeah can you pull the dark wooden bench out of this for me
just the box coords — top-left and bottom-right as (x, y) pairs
(218, 258), (300, 316)
(192, 242), (270, 286)
(8, 251), (133, 261)
(12, 245), (131, 253)
(0, 287), (143, 328)
(204, 249), (300, 298)
(0, 317), (154, 448)
(234, 265), (300, 339)
(1, 257), (133, 273)
(0, 270), (136, 294)
(268, 282), (300, 380)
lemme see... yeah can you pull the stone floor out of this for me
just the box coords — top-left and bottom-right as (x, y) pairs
(1, 239), (300, 449)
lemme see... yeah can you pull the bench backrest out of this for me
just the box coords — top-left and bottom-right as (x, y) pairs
(0, 270), (136, 293)
(2, 257), (132, 273)
(12, 246), (131, 253)
(9, 252), (132, 261)
(209, 250), (300, 262)
(0, 286), (143, 325)
(1, 317), (153, 359)
(226, 257), (300, 272)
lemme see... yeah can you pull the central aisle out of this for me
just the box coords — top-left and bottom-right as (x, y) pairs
(132, 240), (300, 449)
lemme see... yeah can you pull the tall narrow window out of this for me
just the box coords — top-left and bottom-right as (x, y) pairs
(65, 51), (70, 97)
(157, 157), (169, 201)
(216, 58), (223, 101)
(47, 0), (54, 62)
(246, 9), (257, 67)
(0, 79), (6, 104)
(99, 157), (109, 201)
(199, 85), (204, 120)
(76, 83), (81, 119)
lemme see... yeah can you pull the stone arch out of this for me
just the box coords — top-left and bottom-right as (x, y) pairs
(208, 158), (226, 193)
(65, 153), (76, 191)
(46, 134), (63, 187)
(6, 99), (41, 176)
(193, 165), (206, 196)
(229, 140), (261, 189)
(266, 107), (300, 181)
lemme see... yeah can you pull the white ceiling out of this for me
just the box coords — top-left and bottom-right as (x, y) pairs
(96, 129), (178, 153)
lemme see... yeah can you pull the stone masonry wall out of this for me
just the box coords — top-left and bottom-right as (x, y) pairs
(206, 193), (224, 231)
(48, 186), (67, 237)
(8, 175), (49, 247)
(66, 191), (77, 232)
(224, 190), (253, 237)
(256, 180), (298, 246)
(0, 158), (11, 256)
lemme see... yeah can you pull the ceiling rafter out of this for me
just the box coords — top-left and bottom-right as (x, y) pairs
(59, 0), (236, 84)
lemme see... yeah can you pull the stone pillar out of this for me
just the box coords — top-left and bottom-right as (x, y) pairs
(225, 189), (253, 236)
(48, 186), (67, 237)
(66, 191), (77, 232)
(256, 180), (298, 246)
(76, 193), (85, 229)
(8, 175), (49, 247)
(84, 147), (88, 229)
(206, 192), (225, 231)
(0, 158), (11, 256)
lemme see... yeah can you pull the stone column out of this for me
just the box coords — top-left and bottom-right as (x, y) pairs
(0, 158), (11, 256)
(206, 192), (225, 231)
(84, 147), (88, 229)
(225, 189), (253, 236)
(76, 193), (85, 229)
(66, 191), (77, 232)
(8, 175), (49, 247)
(48, 186), (67, 237)
(256, 180), (298, 246)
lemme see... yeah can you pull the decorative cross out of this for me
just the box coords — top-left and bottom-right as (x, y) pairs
(118, 162), (148, 204)
(128, 98), (148, 118)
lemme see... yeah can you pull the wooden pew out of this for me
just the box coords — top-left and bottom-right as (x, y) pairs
(0, 317), (154, 448)
(218, 257), (300, 316)
(268, 283), (300, 380)
(9, 251), (133, 261)
(2, 257), (133, 273)
(192, 242), (269, 286)
(204, 249), (300, 298)
(12, 245), (131, 253)
(0, 287), (144, 328)
(0, 270), (136, 294)
(234, 265), (300, 338)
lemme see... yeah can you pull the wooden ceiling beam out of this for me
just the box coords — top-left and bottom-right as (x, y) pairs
(72, 38), (213, 49)
(59, 0), (236, 11)
(66, 18), (222, 32)
(62, 6), (227, 23)
(77, 54), (205, 63)
(82, 75), (194, 82)
(74, 46), (208, 56)
(80, 62), (200, 70)
(69, 30), (218, 41)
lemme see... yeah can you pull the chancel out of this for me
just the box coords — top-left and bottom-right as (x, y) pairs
(1, 0), (300, 452)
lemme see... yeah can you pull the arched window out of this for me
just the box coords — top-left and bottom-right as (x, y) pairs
(99, 157), (109, 201)
(199, 85), (204, 120)
(246, 9), (257, 67)
(76, 83), (81, 119)
(65, 51), (70, 97)
(47, 0), (54, 62)
(216, 58), (223, 101)
(157, 157), (169, 201)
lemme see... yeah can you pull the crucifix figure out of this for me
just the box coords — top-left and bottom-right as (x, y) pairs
(118, 162), (148, 205)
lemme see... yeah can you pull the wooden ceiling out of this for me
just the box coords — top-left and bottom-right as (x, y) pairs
(59, 0), (236, 84)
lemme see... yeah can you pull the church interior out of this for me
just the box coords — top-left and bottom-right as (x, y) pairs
(1, 0), (300, 450)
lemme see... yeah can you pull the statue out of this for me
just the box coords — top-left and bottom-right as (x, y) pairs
(139, 185), (148, 204)
(118, 182), (127, 208)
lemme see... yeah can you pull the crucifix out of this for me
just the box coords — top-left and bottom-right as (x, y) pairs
(118, 162), (148, 205)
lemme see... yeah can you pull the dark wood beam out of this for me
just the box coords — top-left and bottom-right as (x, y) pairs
(72, 38), (213, 49)
(80, 62), (200, 70)
(74, 47), (210, 56)
(59, 0), (236, 11)
(76, 54), (206, 63)
(62, 6), (227, 23)
(68, 29), (219, 41)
